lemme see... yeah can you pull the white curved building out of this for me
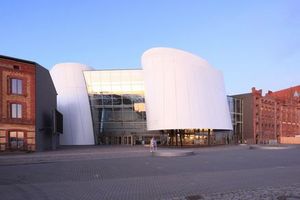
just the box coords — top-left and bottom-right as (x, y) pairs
(142, 47), (232, 130)
(50, 63), (95, 145)
(50, 47), (233, 146)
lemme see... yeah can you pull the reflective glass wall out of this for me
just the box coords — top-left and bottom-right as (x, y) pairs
(84, 70), (147, 144)
(228, 96), (243, 143)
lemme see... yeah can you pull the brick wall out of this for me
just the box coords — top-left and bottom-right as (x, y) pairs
(251, 86), (300, 144)
(280, 136), (300, 144)
(0, 57), (36, 151)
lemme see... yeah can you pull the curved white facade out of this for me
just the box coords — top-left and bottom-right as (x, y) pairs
(50, 63), (95, 145)
(142, 47), (232, 130)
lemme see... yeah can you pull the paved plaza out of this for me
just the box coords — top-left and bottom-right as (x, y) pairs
(0, 145), (300, 200)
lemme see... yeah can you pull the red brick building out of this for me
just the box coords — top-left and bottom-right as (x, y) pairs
(266, 86), (300, 144)
(0, 55), (59, 152)
(232, 86), (300, 144)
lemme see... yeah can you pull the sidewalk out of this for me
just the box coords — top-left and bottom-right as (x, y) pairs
(248, 144), (300, 150)
(0, 145), (248, 166)
(0, 145), (151, 166)
(2, 144), (295, 166)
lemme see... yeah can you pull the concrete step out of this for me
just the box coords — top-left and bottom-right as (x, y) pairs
(151, 149), (194, 157)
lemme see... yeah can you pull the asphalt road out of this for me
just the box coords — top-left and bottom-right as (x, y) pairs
(0, 145), (300, 200)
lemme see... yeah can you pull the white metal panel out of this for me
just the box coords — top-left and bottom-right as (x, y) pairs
(50, 63), (95, 145)
(142, 47), (232, 130)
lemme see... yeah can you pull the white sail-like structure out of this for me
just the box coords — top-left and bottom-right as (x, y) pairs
(142, 47), (232, 131)
(50, 63), (95, 145)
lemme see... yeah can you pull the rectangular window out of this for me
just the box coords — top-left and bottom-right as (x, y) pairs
(9, 131), (24, 150)
(11, 79), (23, 94)
(11, 103), (22, 118)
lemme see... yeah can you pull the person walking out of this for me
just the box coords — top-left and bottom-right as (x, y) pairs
(153, 137), (157, 151)
(150, 137), (154, 152)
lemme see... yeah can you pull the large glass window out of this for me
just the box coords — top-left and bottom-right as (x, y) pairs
(11, 79), (23, 95)
(84, 70), (147, 144)
(11, 103), (22, 118)
(9, 131), (24, 150)
(227, 96), (243, 143)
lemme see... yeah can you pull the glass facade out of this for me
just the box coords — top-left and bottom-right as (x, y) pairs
(84, 70), (148, 145)
(162, 128), (235, 146)
(227, 96), (243, 143)
(83, 69), (243, 146)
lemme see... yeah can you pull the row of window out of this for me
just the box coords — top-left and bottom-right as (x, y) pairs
(0, 131), (36, 151)
(9, 78), (24, 119)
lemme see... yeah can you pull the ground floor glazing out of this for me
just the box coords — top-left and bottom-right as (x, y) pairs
(96, 129), (233, 146)
(0, 128), (36, 151)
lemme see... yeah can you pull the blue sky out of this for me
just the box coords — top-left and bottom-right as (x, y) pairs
(0, 0), (299, 94)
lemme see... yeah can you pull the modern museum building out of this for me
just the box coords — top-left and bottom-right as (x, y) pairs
(50, 47), (234, 146)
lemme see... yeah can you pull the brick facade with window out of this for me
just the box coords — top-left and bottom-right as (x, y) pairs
(0, 57), (36, 151)
(0, 55), (58, 152)
(233, 86), (300, 144)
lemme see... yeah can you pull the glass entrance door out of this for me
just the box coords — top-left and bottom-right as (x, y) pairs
(9, 131), (24, 150)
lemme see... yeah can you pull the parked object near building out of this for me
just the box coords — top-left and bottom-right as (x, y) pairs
(232, 86), (300, 144)
(0, 55), (60, 152)
(51, 47), (232, 146)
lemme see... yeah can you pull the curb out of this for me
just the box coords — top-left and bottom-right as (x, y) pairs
(152, 150), (194, 157)
(248, 145), (297, 150)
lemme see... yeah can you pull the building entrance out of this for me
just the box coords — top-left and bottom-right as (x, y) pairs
(9, 131), (24, 150)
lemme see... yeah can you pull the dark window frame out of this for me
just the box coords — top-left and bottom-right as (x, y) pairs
(7, 76), (26, 96)
(10, 103), (23, 119)
(11, 78), (23, 95)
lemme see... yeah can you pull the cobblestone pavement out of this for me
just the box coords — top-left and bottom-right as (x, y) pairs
(0, 145), (300, 200)
(0, 145), (249, 166)
(0, 146), (152, 166)
(174, 184), (300, 200)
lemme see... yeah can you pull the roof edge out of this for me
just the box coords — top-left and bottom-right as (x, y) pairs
(0, 55), (37, 65)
